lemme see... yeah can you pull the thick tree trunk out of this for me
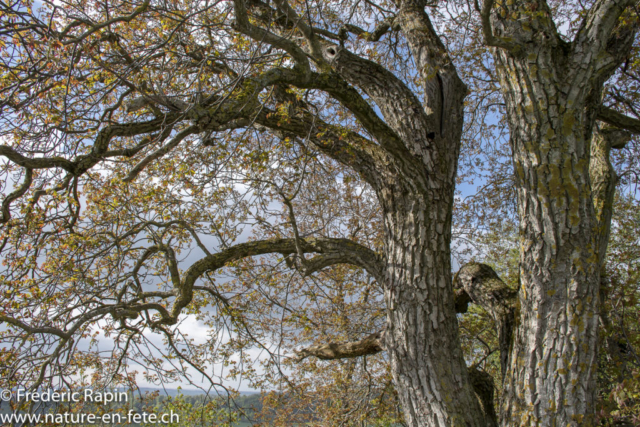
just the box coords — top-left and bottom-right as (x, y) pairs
(322, 1), (490, 421)
(485, 2), (636, 424)
(380, 188), (486, 426)
(495, 50), (600, 425)
(493, 45), (624, 427)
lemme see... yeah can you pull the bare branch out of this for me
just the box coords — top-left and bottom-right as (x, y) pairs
(153, 237), (384, 326)
(294, 331), (384, 361)
(0, 145), (77, 173)
(0, 314), (71, 340)
(597, 105), (640, 140)
(1, 168), (32, 224)
(123, 126), (197, 182)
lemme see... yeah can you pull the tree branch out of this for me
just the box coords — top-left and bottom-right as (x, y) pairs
(473, 0), (520, 51)
(572, 0), (636, 76)
(0, 314), (71, 340)
(454, 263), (517, 378)
(597, 105), (640, 139)
(321, 44), (433, 164)
(1, 168), (32, 224)
(123, 126), (198, 182)
(232, 0), (311, 75)
(154, 237), (384, 326)
(573, 0), (634, 54)
(294, 331), (385, 361)
(253, 105), (389, 188)
(233, 0), (421, 173)
(292, 73), (407, 156)
(397, 0), (468, 138)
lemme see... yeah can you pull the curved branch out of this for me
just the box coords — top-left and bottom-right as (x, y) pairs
(322, 45), (432, 157)
(0, 146), (77, 173)
(154, 237), (384, 326)
(0, 113), (182, 176)
(1, 67), (391, 215)
(1, 168), (32, 224)
(253, 105), (388, 188)
(0, 314), (71, 340)
(454, 262), (517, 378)
(123, 126), (197, 182)
(274, 73), (407, 172)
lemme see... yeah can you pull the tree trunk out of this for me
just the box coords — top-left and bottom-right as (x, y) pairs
(322, 1), (490, 421)
(492, 35), (628, 427)
(380, 187), (487, 426)
(484, 2), (636, 423)
(497, 60), (600, 425)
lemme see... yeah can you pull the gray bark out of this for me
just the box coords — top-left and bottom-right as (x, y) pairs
(454, 263), (517, 378)
(484, 1), (636, 425)
(322, 1), (486, 423)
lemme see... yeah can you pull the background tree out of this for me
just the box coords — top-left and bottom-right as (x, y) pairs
(1, 0), (639, 426)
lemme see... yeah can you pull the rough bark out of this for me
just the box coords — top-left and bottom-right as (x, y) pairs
(377, 186), (484, 427)
(454, 263), (517, 378)
(485, 0), (636, 425)
(591, 126), (635, 385)
(294, 331), (386, 361)
(468, 367), (499, 427)
(590, 126), (628, 267)
(317, 0), (486, 424)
